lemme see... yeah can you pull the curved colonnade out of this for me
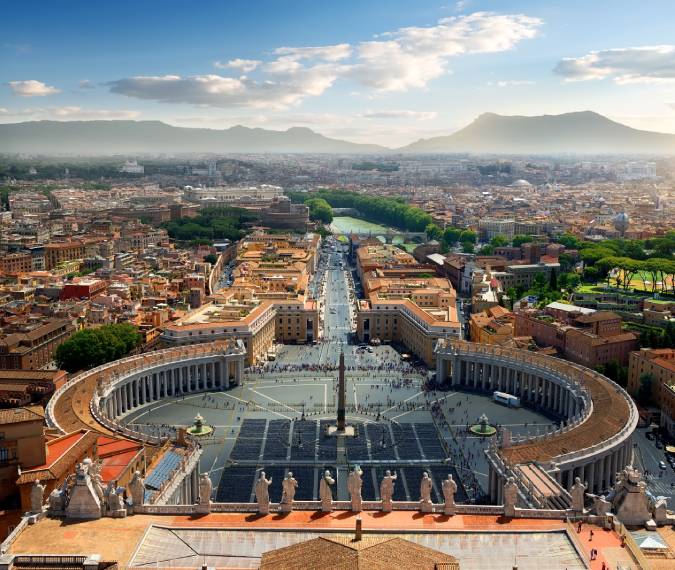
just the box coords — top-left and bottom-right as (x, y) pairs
(46, 340), (247, 442)
(436, 340), (638, 504)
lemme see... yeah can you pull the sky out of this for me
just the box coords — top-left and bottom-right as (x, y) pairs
(2, 0), (675, 147)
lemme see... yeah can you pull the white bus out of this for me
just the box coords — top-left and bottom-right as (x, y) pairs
(493, 391), (521, 408)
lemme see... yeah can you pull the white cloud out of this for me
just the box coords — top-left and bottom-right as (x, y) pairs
(108, 68), (342, 110)
(273, 44), (352, 62)
(359, 110), (438, 120)
(108, 12), (541, 108)
(0, 108), (7, 114)
(554, 45), (675, 84)
(78, 80), (95, 89)
(487, 79), (534, 87)
(349, 12), (541, 91)
(214, 58), (261, 72)
(9, 80), (60, 96)
(0, 106), (141, 120)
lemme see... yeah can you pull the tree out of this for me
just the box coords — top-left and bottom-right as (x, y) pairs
(459, 230), (477, 244)
(425, 223), (442, 241)
(55, 323), (143, 373)
(512, 234), (534, 247)
(637, 373), (654, 406)
(479, 244), (495, 255)
(557, 233), (581, 249)
(442, 227), (462, 246)
(203, 253), (217, 265)
(490, 235), (509, 248)
(305, 198), (333, 224)
(549, 268), (558, 291)
(461, 241), (474, 254)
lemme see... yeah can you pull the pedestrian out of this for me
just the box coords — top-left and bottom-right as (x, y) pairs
(589, 530), (594, 542)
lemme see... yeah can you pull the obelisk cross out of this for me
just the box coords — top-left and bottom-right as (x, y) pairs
(337, 350), (346, 431)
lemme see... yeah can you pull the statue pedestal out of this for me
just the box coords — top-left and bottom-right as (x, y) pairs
(382, 499), (393, 513)
(195, 503), (211, 515)
(443, 504), (455, 516)
(321, 500), (332, 513)
(327, 425), (355, 437)
(109, 508), (127, 518)
(420, 501), (433, 514)
(280, 502), (293, 513)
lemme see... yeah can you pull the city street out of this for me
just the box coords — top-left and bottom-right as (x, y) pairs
(632, 427), (675, 503)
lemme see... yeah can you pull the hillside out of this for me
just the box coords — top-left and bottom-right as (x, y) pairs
(0, 120), (386, 155)
(401, 111), (675, 154)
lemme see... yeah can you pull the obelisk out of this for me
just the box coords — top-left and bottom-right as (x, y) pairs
(337, 350), (346, 431)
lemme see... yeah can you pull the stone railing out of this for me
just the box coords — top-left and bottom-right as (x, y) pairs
(132, 501), (569, 519)
(0, 515), (30, 554)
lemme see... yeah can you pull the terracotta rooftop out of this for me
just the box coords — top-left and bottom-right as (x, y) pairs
(260, 536), (460, 570)
(0, 404), (45, 425)
(16, 429), (97, 484)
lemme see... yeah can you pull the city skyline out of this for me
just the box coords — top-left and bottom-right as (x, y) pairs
(2, 1), (675, 146)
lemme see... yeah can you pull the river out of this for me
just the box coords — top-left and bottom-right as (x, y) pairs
(330, 216), (417, 251)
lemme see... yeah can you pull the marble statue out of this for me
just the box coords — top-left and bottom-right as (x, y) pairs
(280, 472), (298, 512)
(128, 471), (146, 507)
(107, 487), (123, 513)
(199, 473), (213, 506)
(419, 472), (433, 513)
(380, 470), (397, 512)
(570, 477), (586, 513)
(590, 494), (611, 517)
(503, 476), (518, 518)
(255, 471), (272, 514)
(48, 478), (71, 514)
(48, 487), (65, 513)
(348, 465), (363, 512)
(319, 470), (335, 512)
(89, 460), (105, 503)
(30, 479), (46, 513)
(442, 474), (458, 516)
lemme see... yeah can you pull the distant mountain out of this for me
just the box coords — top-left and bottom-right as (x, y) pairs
(3, 112), (675, 156)
(0, 120), (387, 155)
(400, 111), (675, 154)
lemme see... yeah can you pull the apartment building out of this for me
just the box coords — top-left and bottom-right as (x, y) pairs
(514, 303), (638, 367)
(161, 232), (320, 363)
(355, 244), (460, 366)
(0, 319), (76, 369)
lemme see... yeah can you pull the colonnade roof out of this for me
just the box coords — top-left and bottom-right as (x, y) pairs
(50, 341), (237, 436)
(501, 364), (630, 465)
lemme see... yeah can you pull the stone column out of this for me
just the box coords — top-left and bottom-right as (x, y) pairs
(596, 456), (605, 492)
(437, 355), (447, 383)
(587, 461), (596, 493)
